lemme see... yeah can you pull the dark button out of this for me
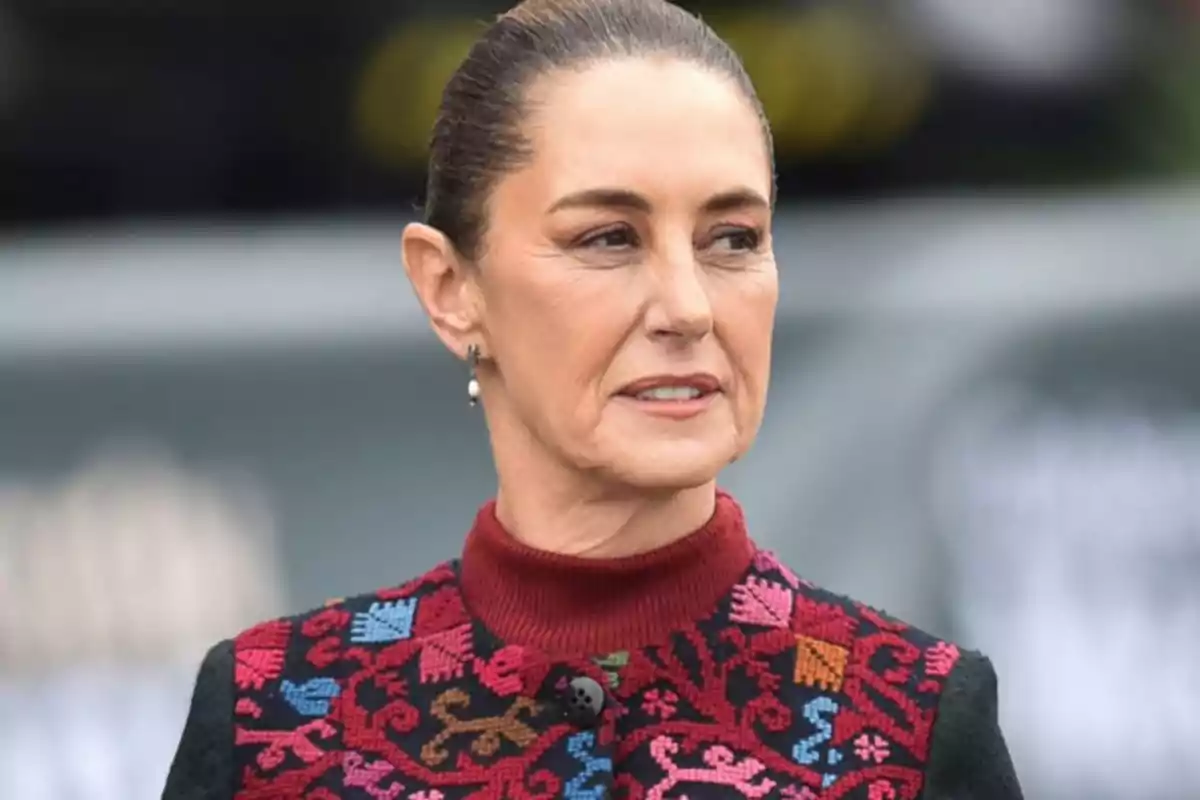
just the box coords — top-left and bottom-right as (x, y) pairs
(562, 675), (605, 726)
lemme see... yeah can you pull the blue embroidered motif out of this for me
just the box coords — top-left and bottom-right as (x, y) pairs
(564, 731), (612, 800)
(350, 598), (417, 643)
(280, 678), (341, 716)
(794, 696), (842, 789)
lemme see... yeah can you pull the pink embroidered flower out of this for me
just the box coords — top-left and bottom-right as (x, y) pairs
(643, 688), (679, 719)
(854, 734), (891, 764)
(868, 779), (897, 800)
(409, 792), (444, 800)
(924, 641), (960, 677)
(781, 785), (820, 799)
(730, 576), (794, 628)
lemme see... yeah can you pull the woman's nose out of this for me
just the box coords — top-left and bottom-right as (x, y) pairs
(643, 254), (713, 342)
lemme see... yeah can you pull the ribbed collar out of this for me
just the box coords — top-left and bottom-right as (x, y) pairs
(458, 491), (755, 657)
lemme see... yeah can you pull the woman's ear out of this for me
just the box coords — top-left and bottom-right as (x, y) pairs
(401, 222), (483, 358)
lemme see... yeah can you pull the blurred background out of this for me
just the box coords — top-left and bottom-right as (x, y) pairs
(1, 0), (1199, 797)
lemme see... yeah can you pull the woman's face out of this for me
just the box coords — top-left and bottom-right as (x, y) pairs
(433, 58), (777, 491)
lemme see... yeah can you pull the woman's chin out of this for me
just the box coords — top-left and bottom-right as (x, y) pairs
(600, 440), (736, 491)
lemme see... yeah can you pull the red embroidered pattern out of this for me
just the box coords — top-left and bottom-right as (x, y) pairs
(232, 552), (960, 799)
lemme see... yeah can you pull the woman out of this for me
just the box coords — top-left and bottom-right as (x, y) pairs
(164, 0), (1024, 797)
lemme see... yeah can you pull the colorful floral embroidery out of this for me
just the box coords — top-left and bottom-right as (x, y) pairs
(281, 678), (341, 716)
(564, 731), (612, 799)
(641, 688), (678, 720)
(342, 751), (402, 800)
(646, 737), (775, 799)
(794, 635), (850, 691)
(730, 575), (794, 628)
(350, 598), (417, 643)
(924, 641), (961, 677)
(231, 551), (961, 798)
(592, 650), (629, 689)
(855, 734), (892, 764)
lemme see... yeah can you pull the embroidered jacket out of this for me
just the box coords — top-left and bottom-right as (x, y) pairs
(164, 494), (1022, 799)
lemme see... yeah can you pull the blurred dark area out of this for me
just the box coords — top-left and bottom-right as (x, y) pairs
(1, 0), (1198, 226)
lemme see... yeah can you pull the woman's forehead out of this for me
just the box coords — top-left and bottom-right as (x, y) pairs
(516, 59), (772, 206)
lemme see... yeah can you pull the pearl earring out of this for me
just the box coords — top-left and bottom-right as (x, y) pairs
(466, 344), (481, 407)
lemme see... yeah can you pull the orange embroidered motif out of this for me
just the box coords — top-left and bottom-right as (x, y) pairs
(794, 635), (848, 692)
(419, 688), (541, 766)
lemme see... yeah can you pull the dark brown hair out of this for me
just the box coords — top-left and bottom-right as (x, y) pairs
(424, 0), (773, 260)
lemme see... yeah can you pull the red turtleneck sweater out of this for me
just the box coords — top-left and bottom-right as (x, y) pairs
(460, 491), (754, 656)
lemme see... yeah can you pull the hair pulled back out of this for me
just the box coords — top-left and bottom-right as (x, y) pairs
(424, 0), (773, 260)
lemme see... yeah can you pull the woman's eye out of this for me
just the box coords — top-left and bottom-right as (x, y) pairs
(581, 227), (637, 250)
(713, 228), (761, 253)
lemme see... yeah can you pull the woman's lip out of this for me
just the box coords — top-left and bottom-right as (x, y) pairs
(614, 392), (717, 420)
(617, 373), (722, 396)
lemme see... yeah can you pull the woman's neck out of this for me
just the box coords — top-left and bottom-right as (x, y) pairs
(493, 477), (718, 559)
(483, 390), (720, 558)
